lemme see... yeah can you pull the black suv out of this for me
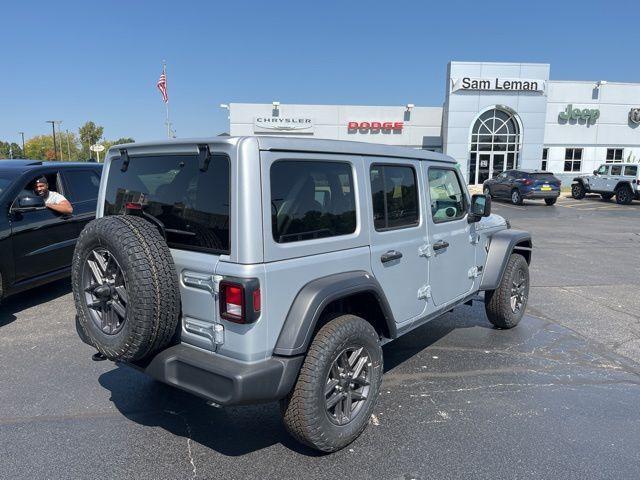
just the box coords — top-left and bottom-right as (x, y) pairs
(0, 160), (102, 301)
(483, 169), (561, 206)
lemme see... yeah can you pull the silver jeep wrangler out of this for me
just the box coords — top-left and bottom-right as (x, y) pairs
(72, 137), (532, 452)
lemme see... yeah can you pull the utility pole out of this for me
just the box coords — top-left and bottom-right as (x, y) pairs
(46, 120), (57, 160)
(55, 121), (64, 160)
(66, 129), (72, 161)
(18, 132), (25, 158)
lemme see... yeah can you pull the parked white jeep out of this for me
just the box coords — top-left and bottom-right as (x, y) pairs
(571, 163), (640, 204)
(72, 137), (532, 452)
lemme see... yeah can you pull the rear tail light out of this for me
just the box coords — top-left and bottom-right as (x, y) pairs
(521, 178), (533, 186)
(219, 279), (261, 324)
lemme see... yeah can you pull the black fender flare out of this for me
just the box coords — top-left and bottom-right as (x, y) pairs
(273, 271), (396, 356)
(479, 229), (532, 291)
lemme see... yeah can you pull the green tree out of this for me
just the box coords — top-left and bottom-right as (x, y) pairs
(23, 133), (81, 161)
(0, 141), (23, 159)
(78, 121), (104, 159)
(24, 135), (55, 160)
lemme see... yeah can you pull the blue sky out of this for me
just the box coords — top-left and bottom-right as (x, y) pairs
(2, 0), (638, 143)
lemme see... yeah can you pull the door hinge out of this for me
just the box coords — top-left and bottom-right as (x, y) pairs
(468, 266), (483, 279)
(417, 284), (432, 300)
(418, 243), (434, 258)
(182, 272), (224, 295)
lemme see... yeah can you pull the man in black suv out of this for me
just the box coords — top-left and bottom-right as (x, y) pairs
(34, 176), (74, 215)
(0, 160), (101, 302)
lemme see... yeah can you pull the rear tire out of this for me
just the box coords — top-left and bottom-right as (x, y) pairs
(571, 182), (586, 199)
(485, 253), (529, 329)
(72, 215), (181, 362)
(281, 315), (383, 452)
(544, 198), (557, 206)
(615, 185), (633, 205)
(601, 193), (614, 201)
(511, 189), (523, 205)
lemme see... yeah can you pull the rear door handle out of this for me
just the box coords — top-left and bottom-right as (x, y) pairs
(380, 250), (403, 263)
(433, 240), (449, 251)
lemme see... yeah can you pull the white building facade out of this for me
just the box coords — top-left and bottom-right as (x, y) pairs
(228, 61), (640, 184)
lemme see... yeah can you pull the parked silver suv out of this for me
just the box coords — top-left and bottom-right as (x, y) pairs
(72, 137), (532, 452)
(571, 163), (640, 204)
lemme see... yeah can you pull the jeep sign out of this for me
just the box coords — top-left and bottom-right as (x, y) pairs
(253, 117), (314, 133)
(629, 108), (640, 125)
(558, 104), (600, 124)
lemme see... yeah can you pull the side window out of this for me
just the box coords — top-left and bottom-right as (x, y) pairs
(428, 168), (467, 223)
(597, 165), (609, 175)
(624, 165), (638, 176)
(270, 160), (356, 243)
(16, 172), (61, 201)
(610, 165), (622, 176)
(370, 164), (419, 231)
(64, 170), (101, 202)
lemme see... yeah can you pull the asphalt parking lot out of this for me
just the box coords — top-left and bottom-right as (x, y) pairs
(1, 194), (640, 479)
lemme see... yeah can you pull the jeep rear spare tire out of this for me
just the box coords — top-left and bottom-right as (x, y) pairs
(72, 215), (180, 362)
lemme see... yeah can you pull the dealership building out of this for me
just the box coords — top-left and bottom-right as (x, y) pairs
(228, 61), (640, 184)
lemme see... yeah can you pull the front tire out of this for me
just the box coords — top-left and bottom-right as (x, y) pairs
(544, 198), (557, 206)
(485, 253), (529, 329)
(615, 185), (633, 205)
(511, 189), (523, 205)
(571, 182), (586, 199)
(281, 315), (383, 452)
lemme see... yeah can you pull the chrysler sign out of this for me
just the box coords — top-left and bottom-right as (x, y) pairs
(451, 77), (546, 93)
(253, 116), (314, 133)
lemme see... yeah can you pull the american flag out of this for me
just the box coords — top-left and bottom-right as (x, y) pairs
(157, 66), (168, 103)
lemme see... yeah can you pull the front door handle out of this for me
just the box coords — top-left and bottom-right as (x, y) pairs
(433, 240), (449, 251)
(380, 250), (403, 263)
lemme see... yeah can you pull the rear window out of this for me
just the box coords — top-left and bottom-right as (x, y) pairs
(270, 160), (356, 243)
(65, 170), (101, 202)
(530, 173), (557, 181)
(104, 154), (230, 254)
(0, 175), (16, 197)
(624, 165), (637, 176)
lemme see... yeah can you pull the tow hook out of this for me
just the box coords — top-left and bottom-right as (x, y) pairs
(92, 351), (107, 361)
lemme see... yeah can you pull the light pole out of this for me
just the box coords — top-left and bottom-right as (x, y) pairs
(45, 120), (57, 160)
(18, 132), (25, 158)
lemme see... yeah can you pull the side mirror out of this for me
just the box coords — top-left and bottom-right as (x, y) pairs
(593, 170), (599, 175)
(468, 194), (491, 223)
(14, 195), (45, 212)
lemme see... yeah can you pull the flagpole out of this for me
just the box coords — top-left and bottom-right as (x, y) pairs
(163, 61), (171, 138)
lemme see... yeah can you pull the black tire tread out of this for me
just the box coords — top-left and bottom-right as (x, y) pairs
(484, 253), (528, 329)
(281, 315), (382, 452)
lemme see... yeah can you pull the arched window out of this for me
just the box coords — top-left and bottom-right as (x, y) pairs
(468, 108), (521, 185)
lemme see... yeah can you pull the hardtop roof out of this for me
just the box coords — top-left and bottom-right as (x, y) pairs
(109, 136), (456, 163)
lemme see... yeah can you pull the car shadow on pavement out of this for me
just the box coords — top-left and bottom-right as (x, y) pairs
(97, 302), (496, 458)
(0, 278), (71, 328)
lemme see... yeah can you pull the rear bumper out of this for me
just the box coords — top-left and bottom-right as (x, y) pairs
(127, 344), (304, 406)
(523, 190), (560, 199)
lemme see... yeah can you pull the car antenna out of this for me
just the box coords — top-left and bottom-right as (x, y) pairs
(120, 149), (130, 172)
(199, 144), (211, 172)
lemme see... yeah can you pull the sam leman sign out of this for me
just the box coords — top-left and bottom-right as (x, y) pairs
(254, 116), (314, 133)
(451, 77), (546, 93)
